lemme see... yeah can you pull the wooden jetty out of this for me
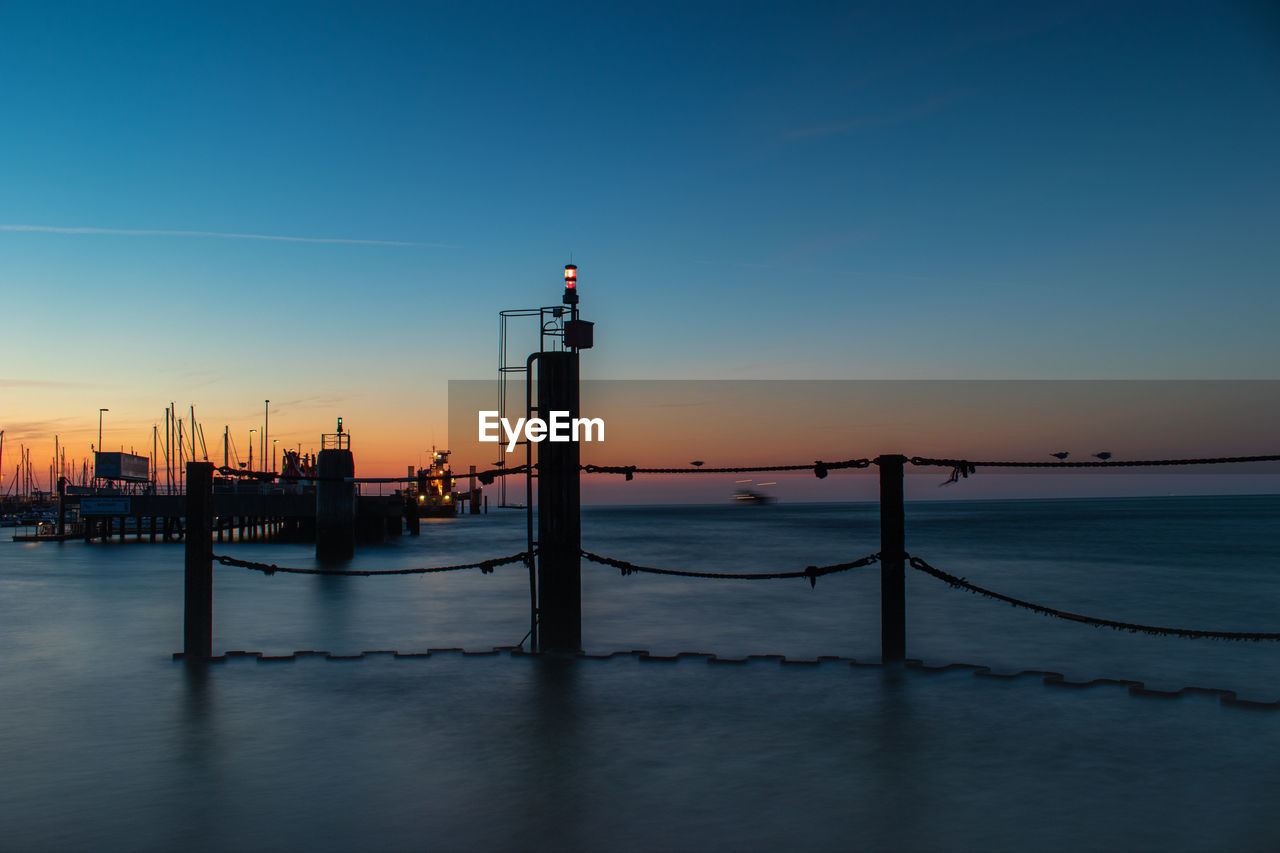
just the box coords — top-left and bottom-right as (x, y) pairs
(18, 486), (422, 545)
(12, 531), (80, 542)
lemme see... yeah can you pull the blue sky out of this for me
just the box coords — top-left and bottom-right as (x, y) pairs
(2, 1), (1278, 480)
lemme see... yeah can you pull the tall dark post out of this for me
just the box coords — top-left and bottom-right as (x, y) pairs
(878, 454), (906, 662)
(536, 351), (582, 652)
(469, 464), (480, 515)
(184, 461), (214, 659)
(56, 476), (66, 536)
(405, 494), (421, 536)
(316, 422), (355, 561)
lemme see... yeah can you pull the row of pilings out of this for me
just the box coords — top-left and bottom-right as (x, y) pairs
(180, 349), (908, 660)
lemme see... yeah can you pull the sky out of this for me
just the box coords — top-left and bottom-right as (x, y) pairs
(2, 1), (1278, 497)
(448, 379), (1280, 502)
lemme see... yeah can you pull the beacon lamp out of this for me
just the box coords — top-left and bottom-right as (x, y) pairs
(563, 264), (579, 306)
(561, 262), (594, 348)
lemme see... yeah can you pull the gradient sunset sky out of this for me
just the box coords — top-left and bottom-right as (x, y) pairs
(2, 2), (1278, 493)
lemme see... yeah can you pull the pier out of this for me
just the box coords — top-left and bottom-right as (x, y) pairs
(57, 487), (435, 545)
(9, 265), (1280, 682)
(168, 267), (1280, 679)
(16, 424), (487, 548)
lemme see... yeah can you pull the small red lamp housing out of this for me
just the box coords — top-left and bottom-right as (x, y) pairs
(563, 264), (579, 305)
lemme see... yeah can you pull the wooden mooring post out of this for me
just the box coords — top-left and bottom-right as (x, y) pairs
(316, 445), (356, 561)
(183, 461), (214, 659)
(878, 454), (907, 661)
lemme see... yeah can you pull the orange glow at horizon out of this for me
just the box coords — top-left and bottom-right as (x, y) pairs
(449, 380), (1280, 478)
(6, 380), (1279, 496)
(0, 396), (451, 493)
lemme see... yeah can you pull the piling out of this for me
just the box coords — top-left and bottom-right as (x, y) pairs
(405, 495), (420, 536)
(316, 448), (356, 561)
(878, 454), (906, 661)
(535, 351), (582, 652)
(183, 461), (214, 659)
(56, 477), (66, 536)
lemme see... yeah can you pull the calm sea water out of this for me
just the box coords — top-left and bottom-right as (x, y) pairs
(3, 496), (1280, 851)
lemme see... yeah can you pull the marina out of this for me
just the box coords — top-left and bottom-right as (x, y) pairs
(6, 441), (487, 547)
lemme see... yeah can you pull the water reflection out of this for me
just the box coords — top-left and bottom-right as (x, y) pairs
(513, 655), (586, 847)
(5, 500), (1280, 850)
(313, 574), (353, 646)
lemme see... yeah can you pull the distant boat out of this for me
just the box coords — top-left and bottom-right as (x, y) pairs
(732, 489), (775, 506)
(413, 448), (460, 517)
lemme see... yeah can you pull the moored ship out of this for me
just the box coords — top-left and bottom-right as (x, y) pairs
(412, 448), (460, 517)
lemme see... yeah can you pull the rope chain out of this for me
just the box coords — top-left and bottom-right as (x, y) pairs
(911, 454), (1280, 470)
(907, 554), (1280, 641)
(580, 458), (871, 480)
(581, 549), (879, 587)
(211, 464), (529, 485)
(204, 454), (1280, 486)
(213, 551), (532, 577)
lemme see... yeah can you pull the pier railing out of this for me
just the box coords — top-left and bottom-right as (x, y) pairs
(180, 452), (1280, 666)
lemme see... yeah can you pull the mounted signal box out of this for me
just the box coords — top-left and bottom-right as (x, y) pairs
(564, 319), (594, 349)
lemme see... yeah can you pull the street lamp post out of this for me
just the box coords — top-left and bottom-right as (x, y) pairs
(97, 408), (109, 485)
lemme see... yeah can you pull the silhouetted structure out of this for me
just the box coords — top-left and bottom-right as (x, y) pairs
(316, 420), (355, 561)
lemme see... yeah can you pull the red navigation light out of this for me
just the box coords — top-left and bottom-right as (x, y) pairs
(563, 263), (580, 306)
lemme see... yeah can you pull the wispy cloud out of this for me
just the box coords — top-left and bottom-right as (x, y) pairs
(0, 378), (94, 389)
(0, 417), (84, 440)
(0, 224), (458, 248)
(271, 394), (350, 412)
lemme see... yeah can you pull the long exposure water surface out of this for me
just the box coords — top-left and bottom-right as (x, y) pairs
(2, 496), (1279, 851)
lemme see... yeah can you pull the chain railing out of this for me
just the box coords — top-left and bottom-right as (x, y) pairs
(909, 453), (1280, 469)
(581, 550), (879, 586)
(906, 554), (1280, 641)
(581, 458), (871, 480)
(212, 551), (531, 577)
(212, 463), (529, 485)
(184, 451), (1280, 675)
(209, 452), (1280, 485)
